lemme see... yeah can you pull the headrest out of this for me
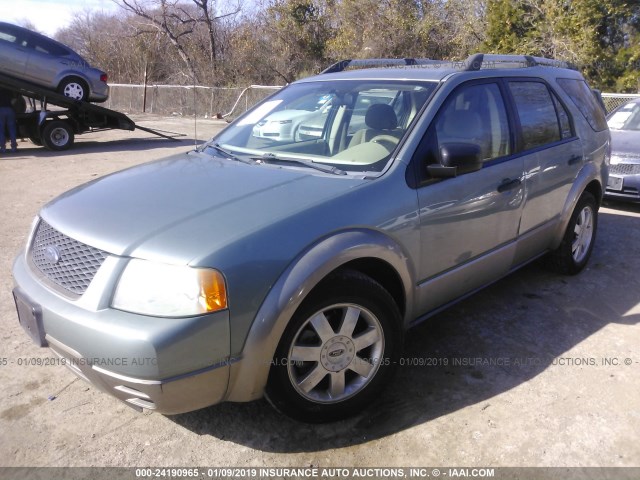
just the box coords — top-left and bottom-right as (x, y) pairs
(441, 111), (482, 138)
(365, 103), (398, 130)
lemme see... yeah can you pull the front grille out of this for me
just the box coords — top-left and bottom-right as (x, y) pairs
(610, 163), (640, 175)
(31, 220), (108, 295)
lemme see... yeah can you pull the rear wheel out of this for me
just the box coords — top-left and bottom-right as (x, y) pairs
(266, 269), (402, 422)
(545, 191), (598, 275)
(58, 77), (89, 102)
(41, 120), (74, 151)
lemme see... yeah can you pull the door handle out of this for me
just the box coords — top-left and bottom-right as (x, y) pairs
(568, 155), (582, 165)
(497, 178), (522, 193)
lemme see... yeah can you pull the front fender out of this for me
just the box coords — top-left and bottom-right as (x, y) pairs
(224, 228), (415, 402)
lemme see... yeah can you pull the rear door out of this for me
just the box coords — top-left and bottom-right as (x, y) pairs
(505, 80), (584, 264)
(23, 33), (70, 88)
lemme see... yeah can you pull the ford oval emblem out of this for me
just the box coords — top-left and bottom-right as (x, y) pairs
(44, 246), (61, 265)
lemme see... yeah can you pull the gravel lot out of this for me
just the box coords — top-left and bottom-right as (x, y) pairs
(0, 115), (639, 470)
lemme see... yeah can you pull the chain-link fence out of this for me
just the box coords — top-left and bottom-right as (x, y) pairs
(104, 84), (282, 118)
(601, 93), (640, 113)
(104, 84), (639, 118)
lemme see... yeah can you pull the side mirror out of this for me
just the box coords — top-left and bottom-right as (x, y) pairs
(428, 143), (483, 178)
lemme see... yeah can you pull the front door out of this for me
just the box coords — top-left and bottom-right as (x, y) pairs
(0, 24), (30, 78)
(412, 80), (525, 316)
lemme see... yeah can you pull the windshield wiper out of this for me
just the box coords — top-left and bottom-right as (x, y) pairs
(199, 142), (256, 165)
(255, 153), (347, 176)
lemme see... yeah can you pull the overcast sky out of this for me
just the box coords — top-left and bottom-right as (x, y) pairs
(1, 0), (120, 36)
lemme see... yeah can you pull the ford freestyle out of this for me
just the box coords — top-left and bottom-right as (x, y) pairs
(12, 54), (610, 422)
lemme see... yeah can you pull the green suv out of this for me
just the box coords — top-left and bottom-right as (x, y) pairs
(13, 54), (610, 422)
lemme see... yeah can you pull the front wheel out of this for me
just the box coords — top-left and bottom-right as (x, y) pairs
(266, 269), (402, 423)
(545, 191), (598, 275)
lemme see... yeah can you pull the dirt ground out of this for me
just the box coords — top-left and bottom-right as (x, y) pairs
(0, 115), (639, 470)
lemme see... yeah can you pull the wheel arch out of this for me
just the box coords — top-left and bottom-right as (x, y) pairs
(584, 179), (603, 207)
(224, 228), (416, 402)
(55, 71), (91, 87)
(334, 257), (406, 318)
(56, 74), (90, 98)
(550, 163), (603, 250)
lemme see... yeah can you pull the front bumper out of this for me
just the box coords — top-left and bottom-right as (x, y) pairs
(45, 332), (229, 413)
(12, 251), (231, 414)
(604, 173), (640, 203)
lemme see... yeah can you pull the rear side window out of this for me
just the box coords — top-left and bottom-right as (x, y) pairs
(509, 81), (561, 150)
(557, 78), (608, 132)
(28, 35), (69, 57)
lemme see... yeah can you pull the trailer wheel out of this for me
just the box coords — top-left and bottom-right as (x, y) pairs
(42, 120), (74, 151)
(29, 136), (43, 146)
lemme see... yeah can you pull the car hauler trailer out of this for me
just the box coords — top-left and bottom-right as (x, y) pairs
(0, 72), (181, 151)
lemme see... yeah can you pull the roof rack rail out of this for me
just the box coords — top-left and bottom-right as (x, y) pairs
(321, 58), (446, 74)
(464, 53), (577, 71)
(321, 54), (578, 75)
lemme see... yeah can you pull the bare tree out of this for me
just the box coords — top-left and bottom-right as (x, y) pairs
(192, 0), (241, 65)
(113, 0), (201, 81)
(113, 0), (241, 81)
(57, 10), (168, 84)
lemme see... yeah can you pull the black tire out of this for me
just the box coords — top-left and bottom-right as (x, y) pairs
(41, 120), (74, 151)
(545, 191), (598, 275)
(29, 136), (42, 146)
(265, 269), (403, 423)
(58, 77), (89, 102)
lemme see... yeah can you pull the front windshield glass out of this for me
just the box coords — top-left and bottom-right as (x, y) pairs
(214, 80), (437, 174)
(608, 101), (640, 130)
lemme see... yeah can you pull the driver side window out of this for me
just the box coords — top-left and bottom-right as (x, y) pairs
(435, 83), (511, 163)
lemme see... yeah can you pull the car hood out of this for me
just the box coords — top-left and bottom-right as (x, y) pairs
(610, 129), (640, 158)
(40, 151), (365, 264)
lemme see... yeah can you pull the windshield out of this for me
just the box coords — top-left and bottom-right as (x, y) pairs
(608, 101), (640, 130)
(214, 80), (437, 174)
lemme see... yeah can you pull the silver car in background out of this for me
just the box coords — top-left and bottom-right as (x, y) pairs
(0, 22), (109, 102)
(605, 98), (640, 202)
(252, 93), (332, 141)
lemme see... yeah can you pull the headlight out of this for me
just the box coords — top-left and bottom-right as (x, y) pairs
(112, 259), (227, 317)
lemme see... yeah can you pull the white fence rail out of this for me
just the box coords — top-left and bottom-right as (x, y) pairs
(105, 84), (282, 118)
(104, 84), (638, 117)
